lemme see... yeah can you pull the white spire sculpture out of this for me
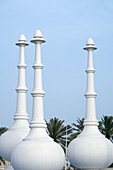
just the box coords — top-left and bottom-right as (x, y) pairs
(0, 34), (30, 163)
(11, 30), (65, 170)
(67, 38), (113, 169)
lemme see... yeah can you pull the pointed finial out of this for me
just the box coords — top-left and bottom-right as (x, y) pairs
(84, 37), (97, 50)
(31, 29), (46, 43)
(86, 38), (94, 46)
(16, 34), (29, 46)
(33, 30), (43, 38)
(18, 34), (26, 42)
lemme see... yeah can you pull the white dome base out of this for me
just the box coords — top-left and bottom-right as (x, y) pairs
(11, 140), (65, 170)
(0, 128), (29, 161)
(68, 134), (113, 169)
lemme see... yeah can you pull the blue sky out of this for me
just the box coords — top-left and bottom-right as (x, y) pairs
(0, 0), (113, 127)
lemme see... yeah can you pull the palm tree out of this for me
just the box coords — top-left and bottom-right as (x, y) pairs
(99, 115), (113, 142)
(99, 115), (113, 167)
(46, 117), (73, 151)
(0, 127), (7, 136)
(0, 156), (5, 165)
(0, 127), (8, 165)
(69, 118), (84, 141)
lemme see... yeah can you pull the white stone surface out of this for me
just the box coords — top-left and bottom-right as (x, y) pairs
(0, 35), (30, 161)
(11, 30), (65, 170)
(4, 165), (14, 170)
(67, 38), (113, 169)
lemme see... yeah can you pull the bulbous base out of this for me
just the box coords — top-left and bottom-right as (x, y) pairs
(11, 140), (65, 170)
(0, 128), (29, 161)
(68, 134), (113, 169)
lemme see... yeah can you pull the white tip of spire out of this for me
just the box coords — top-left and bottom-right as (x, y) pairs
(18, 34), (26, 42)
(33, 30), (43, 38)
(86, 38), (94, 46)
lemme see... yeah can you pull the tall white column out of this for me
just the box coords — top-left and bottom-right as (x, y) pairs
(30, 31), (46, 128)
(12, 34), (29, 128)
(0, 34), (30, 163)
(83, 38), (98, 127)
(25, 30), (48, 140)
(67, 38), (113, 169)
(11, 30), (65, 170)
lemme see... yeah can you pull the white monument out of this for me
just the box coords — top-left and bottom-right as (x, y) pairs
(0, 34), (30, 164)
(11, 30), (65, 170)
(67, 38), (113, 169)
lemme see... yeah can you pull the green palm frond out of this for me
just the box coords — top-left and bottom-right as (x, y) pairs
(99, 115), (113, 142)
(46, 117), (73, 151)
(0, 127), (7, 136)
(0, 156), (5, 165)
(69, 118), (84, 141)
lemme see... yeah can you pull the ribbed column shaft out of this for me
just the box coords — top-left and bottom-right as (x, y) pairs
(35, 43), (41, 64)
(19, 46), (25, 64)
(33, 44), (43, 90)
(17, 46), (26, 88)
(86, 50), (95, 93)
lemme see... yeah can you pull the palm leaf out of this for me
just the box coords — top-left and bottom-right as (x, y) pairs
(46, 117), (73, 151)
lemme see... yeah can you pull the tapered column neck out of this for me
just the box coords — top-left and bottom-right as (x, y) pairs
(30, 30), (46, 128)
(12, 34), (29, 127)
(83, 38), (98, 126)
